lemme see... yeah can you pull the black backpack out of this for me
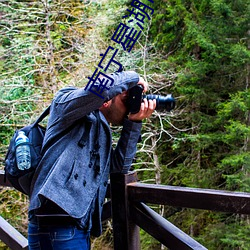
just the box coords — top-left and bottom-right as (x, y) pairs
(4, 106), (50, 195)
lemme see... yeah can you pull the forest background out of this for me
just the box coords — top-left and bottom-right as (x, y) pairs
(0, 0), (249, 249)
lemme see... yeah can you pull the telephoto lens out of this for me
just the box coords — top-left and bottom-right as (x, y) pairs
(143, 94), (175, 112)
(127, 85), (176, 114)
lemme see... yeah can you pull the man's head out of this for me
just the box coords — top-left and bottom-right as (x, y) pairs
(99, 91), (129, 126)
(99, 78), (156, 125)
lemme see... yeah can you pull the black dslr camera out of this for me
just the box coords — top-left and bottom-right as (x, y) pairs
(127, 85), (175, 114)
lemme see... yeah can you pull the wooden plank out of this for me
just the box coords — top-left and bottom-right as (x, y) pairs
(130, 202), (207, 250)
(128, 183), (250, 214)
(0, 170), (12, 187)
(0, 216), (28, 250)
(110, 172), (140, 250)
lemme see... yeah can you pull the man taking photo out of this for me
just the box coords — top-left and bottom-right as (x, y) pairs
(28, 70), (156, 250)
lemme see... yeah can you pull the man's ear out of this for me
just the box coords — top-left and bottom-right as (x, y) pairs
(102, 101), (109, 108)
(99, 101), (111, 118)
(100, 101), (111, 110)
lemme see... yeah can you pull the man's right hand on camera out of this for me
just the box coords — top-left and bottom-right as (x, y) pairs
(137, 77), (148, 93)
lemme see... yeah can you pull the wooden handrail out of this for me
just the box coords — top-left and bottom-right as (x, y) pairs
(1, 170), (250, 250)
(109, 172), (250, 250)
(127, 182), (250, 214)
(130, 202), (207, 250)
(0, 216), (28, 250)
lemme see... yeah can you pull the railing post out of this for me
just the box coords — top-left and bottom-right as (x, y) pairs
(110, 171), (140, 250)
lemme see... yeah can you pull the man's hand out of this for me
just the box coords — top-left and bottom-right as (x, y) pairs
(137, 77), (148, 93)
(128, 98), (156, 122)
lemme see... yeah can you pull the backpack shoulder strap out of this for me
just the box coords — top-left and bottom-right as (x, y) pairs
(34, 105), (50, 126)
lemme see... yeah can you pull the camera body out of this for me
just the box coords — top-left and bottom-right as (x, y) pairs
(127, 85), (175, 114)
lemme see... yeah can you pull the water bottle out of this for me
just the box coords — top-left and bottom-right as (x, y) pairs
(15, 131), (31, 170)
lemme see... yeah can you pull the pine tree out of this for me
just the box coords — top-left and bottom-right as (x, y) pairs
(147, 0), (250, 249)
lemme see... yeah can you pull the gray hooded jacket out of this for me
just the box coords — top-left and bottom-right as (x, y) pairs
(29, 71), (142, 236)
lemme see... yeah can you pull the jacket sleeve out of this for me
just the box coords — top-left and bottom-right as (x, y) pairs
(111, 118), (142, 174)
(45, 71), (139, 140)
(52, 71), (139, 125)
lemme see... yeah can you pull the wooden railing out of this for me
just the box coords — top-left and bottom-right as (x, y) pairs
(0, 170), (29, 250)
(1, 170), (250, 250)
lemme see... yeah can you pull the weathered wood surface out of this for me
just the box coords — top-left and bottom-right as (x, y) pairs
(130, 202), (207, 250)
(110, 172), (140, 250)
(0, 216), (28, 250)
(128, 182), (250, 214)
(1, 170), (250, 250)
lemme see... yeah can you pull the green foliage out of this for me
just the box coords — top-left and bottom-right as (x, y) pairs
(197, 215), (250, 250)
(144, 0), (250, 249)
(0, 188), (28, 237)
(0, 0), (250, 249)
(140, 229), (159, 250)
(0, 1), (110, 249)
